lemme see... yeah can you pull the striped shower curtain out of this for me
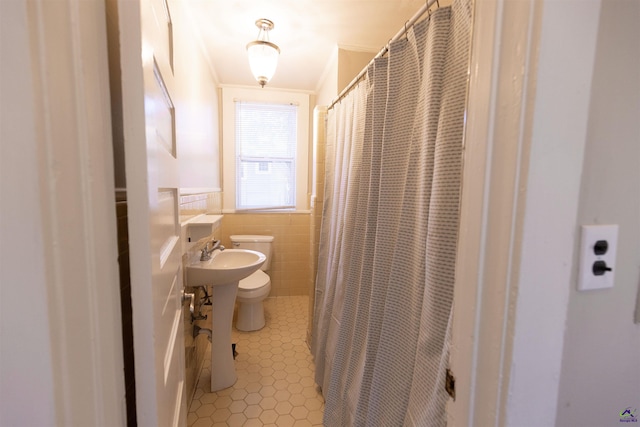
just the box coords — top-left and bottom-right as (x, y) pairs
(311, 0), (472, 425)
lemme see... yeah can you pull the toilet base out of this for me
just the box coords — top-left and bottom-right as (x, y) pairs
(236, 300), (265, 331)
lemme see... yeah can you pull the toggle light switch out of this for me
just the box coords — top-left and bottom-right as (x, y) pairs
(592, 260), (612, 276)
(593, 240), (608, 255)
(577, 224), (618, 291)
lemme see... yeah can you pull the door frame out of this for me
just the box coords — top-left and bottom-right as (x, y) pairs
(448, 0), (542, 421)
(11, 0), (126, 424)
(449, 0), (601, 425)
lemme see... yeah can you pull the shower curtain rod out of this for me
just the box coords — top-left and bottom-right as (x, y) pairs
(327, 0), (440, 110)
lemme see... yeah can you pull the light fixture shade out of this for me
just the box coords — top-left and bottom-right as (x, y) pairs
(246, 19), (280, 87)
(247, 41), (280, 87)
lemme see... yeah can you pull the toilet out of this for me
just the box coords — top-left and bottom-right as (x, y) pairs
(230, 235), (274, 331)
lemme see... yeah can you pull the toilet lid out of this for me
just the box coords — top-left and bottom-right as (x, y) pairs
(239, 270), (269, 290)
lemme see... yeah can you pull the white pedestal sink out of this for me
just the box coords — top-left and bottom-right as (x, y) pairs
(186, 249), (265, 391)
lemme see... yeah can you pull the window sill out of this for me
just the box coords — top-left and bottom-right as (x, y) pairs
(221, 209), (311, 214)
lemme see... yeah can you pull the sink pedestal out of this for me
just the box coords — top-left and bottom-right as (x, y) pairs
(210, 281), (239, 391)
(185, 249), (266, 391)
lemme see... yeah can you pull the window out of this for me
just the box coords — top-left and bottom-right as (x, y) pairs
(221, 87), (310, 213)
(235, 101), (297, 210)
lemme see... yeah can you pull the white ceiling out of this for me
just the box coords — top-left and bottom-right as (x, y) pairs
(185, 0), (427, 91)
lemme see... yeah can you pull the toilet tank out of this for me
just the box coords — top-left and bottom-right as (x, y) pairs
(229, 235), (274, 271)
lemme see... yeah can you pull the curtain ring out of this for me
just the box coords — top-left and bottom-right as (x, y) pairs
(404, 21), (409, 40)
(436, 0), (440, 8)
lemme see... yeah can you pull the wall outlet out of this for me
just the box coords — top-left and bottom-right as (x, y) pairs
(577, 224), (618, 291)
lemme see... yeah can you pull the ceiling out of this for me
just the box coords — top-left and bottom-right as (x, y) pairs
(185, 0), (427, 92)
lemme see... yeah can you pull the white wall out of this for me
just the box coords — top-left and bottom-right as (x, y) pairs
(504, 0), (603, 424)
(1, 1), (56, 424)
(108, 0), (221, 192)
(337, 48), (376, 95)
(555, 0), (640, 424)
(314, 47), (376, 108)
(1, 0), (125, 425)
(315, 47), (339, 107)
(171, 0), (221, 191)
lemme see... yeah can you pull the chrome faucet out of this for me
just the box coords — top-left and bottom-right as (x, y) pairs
(200, 239), (225, 261)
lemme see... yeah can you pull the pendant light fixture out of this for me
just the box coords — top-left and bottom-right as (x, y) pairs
(246, 19), (280, 88)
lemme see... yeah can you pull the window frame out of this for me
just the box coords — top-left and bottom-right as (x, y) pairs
(221, 86), (311, 213)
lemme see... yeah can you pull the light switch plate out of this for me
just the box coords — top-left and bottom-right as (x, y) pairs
(577, 224), (618, 291)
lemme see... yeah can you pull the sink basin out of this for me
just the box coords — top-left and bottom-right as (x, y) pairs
(187, 249), (266, 286)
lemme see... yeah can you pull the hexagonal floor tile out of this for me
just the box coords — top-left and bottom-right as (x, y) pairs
(187, 296), (324, 427)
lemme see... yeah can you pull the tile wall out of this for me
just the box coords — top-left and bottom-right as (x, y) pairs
(219, 213), (311, 297)
(179, 192), (222, 221)
(308, 107), (327, 344)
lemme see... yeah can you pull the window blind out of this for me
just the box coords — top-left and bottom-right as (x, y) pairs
(235, 101), (298, 210)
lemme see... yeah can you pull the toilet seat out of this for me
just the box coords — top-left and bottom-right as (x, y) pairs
(237, 270), (271, 301)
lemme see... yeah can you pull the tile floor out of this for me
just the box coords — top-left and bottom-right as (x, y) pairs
(187, 296), (325, 427)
